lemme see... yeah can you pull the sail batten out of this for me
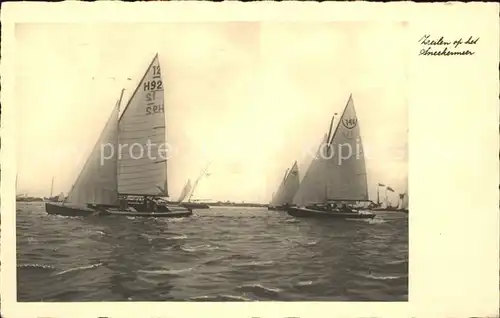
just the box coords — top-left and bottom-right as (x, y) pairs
(118, 54), (168, 196)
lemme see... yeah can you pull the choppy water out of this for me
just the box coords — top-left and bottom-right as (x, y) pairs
(16, 202), (408, 301)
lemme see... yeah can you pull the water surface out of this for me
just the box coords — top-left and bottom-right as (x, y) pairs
(16, 202), (408, 301)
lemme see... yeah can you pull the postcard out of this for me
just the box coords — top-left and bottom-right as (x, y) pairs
(1, 2), (499, 318)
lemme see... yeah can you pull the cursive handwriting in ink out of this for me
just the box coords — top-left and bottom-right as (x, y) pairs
(418, 34), (479, 57)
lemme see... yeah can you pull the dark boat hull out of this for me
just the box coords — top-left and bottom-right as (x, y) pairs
(267, 205), (290, 211)
(181, 202), (210, 209)
(45, 202), (108, 217)
(286, 207), (375, 219)
(46, 202), (193, 218)
(106, 210), (192, 218)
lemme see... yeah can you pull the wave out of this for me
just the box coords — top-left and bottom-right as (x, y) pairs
(17, 263), (56, 270)
(180, 244), (218, 253)
(232, 260), (274, 267)
(362, 273), (406, 280)
(367, 218), (387, 225)
(296, 280), (314, 286)
(236, 284), (283, 299)
(189, 294), (253, 301)
(139, 267), (193, 276)
(55, 263), (103, 276)
(386, 259), (407, 265)
(166, 234), (188, 240)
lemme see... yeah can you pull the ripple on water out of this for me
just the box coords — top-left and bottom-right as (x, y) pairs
(16, 204), (408, 301)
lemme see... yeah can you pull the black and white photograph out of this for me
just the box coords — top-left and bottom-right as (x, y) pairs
(1, 3), (498, 317)
(13, 22), (408, 302)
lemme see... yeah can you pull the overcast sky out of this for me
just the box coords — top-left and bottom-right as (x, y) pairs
(15, 22), (408, 203)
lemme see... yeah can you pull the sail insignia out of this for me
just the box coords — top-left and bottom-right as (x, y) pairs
(117, 54), (168, 196)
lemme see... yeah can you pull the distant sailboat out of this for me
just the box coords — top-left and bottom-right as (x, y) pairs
(45, 177), (64, 202)
(372, 184), (398, 211)
(397, 192), (409, 213)
(180, 162), (211, 209)
(177, 179), (193, 203)
(268, 167), (289, 210)
(268, 161), (300, 211)
(287, 95), (375, 219)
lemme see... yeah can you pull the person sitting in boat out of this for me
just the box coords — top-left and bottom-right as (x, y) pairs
(143, 196), (150, 210)
(340, 204), (350, 212)
(119, 198), (129, 210)
(151, 198), (158, 213)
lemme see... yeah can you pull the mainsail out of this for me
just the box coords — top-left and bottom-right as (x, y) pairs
(118, 54), (168, 196)
(292, 133), (329, 206)
(324, 95), (368, 201)
(65, 102), (120, 205)
(177, 179), (192, 203)
(292, 94), (368, 206)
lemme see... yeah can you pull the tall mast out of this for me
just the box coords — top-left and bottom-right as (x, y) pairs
(188, 161), (212, 202)
(50, 177), (54, 197)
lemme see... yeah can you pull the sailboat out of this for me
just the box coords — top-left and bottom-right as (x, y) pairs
(176, 179), (193, 203)
(46, 54), (191, 218)
(286, 95), (375, 219)
(397, 192), (409, 214)
(179, 162), (211, 209)
(268, 161), (300, 211)
(268, 167), (289, 210)
(113, 53), (192, 217)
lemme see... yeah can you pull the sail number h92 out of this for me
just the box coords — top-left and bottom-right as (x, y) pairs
(143, 80), (163, 91)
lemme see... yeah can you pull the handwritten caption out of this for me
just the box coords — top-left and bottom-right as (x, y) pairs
(418, 34), (479, 56)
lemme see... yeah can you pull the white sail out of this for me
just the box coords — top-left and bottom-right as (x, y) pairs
(278, 161), (300, 205)
(177, 179), (192, 203)
(292, 133), (329, 206)
(324, 95), (368, 201)
(270, 168), (289, 206)
(66, 103), (120, 205)
(398, 192), (409, 210)
(118, 54), (168, 196)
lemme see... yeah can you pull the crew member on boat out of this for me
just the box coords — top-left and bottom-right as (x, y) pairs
(119, 197), (129, 210)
